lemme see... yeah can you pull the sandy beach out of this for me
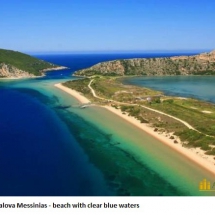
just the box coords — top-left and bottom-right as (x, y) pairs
(104, 106), (215, 175)
(0, 75), (36, 80)
(55, 82), (215, 177)
(55, 83), (91, 104)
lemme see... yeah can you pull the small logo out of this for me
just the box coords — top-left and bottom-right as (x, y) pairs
(199, 179), (215, 191)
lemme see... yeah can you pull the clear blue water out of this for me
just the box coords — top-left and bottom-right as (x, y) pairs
(122, 76), (215, 103)
(0, 87), (110, 196)
(0, 52), (212, 196)
(35, 52), (198, 79)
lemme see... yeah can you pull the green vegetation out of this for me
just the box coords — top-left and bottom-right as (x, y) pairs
(149, 99), (215, 136)
(64, 76), (215, 156)
(63, 78), (100, 103)
(147, 98), (215, 153)
(0, 48), (57, 76)
(174, 129), (215, 151)
(63, 78), (91, 96)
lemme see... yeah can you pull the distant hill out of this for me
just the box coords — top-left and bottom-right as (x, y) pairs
(0, 49), (66, 78)
(74, 50), (215, 76)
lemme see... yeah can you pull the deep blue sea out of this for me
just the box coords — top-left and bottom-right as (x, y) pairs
(1, 52), (214, 196)
(0, 88), (95, 195)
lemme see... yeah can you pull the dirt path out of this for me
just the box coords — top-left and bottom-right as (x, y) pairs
(88, 79), (213, 137)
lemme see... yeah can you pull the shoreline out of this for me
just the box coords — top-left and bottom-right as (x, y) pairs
(0, 66), (68, 80)
(0, 76), (37, 80)
(104, 106), (215, 176)
(54, 83), (90, 104)
(54, 82), (215, 177)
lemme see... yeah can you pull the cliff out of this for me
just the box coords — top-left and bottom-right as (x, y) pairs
(0, 48), (67, 78)
(0, 63), (36, 78)
(74, 50), (215, 76)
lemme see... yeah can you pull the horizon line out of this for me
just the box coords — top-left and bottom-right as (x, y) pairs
(26, 49), (212, 55)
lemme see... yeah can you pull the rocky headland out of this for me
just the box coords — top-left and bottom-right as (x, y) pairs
(0, 48), (68, 78)
(74, 50), (215, 76)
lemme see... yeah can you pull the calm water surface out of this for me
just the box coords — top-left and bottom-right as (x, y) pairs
(122, 76), (215, 103)
(0, 53), (214, 196)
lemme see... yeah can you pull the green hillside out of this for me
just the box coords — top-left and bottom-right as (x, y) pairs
(0, 48), (57, 76)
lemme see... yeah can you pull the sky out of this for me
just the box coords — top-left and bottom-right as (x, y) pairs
(0, 0), (215, 53)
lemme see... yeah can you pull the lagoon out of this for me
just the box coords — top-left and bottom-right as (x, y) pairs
(122, 76), (215, 103)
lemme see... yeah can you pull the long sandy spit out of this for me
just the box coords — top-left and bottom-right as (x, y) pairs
(55, 83), (215, 176)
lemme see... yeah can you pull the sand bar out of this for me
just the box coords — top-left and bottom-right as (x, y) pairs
(55, 83), (90, 104)
(55, 83), (215, 177)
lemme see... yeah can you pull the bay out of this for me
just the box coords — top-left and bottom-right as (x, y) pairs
(0, 52), (214, 196)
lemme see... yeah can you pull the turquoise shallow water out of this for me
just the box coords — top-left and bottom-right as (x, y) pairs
(67, 106), (215, 196)
(122, 76), (215, 103)
(1, 53), (215, 196)
(0, 79), (111, 196)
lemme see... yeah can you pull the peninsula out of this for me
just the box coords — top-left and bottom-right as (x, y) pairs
(0, 48), (67, 78)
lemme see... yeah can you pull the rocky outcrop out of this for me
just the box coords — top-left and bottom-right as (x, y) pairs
(0, 63), (35, 78)
(74, 50), (215, 76)
(0, 64), (68, 78)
